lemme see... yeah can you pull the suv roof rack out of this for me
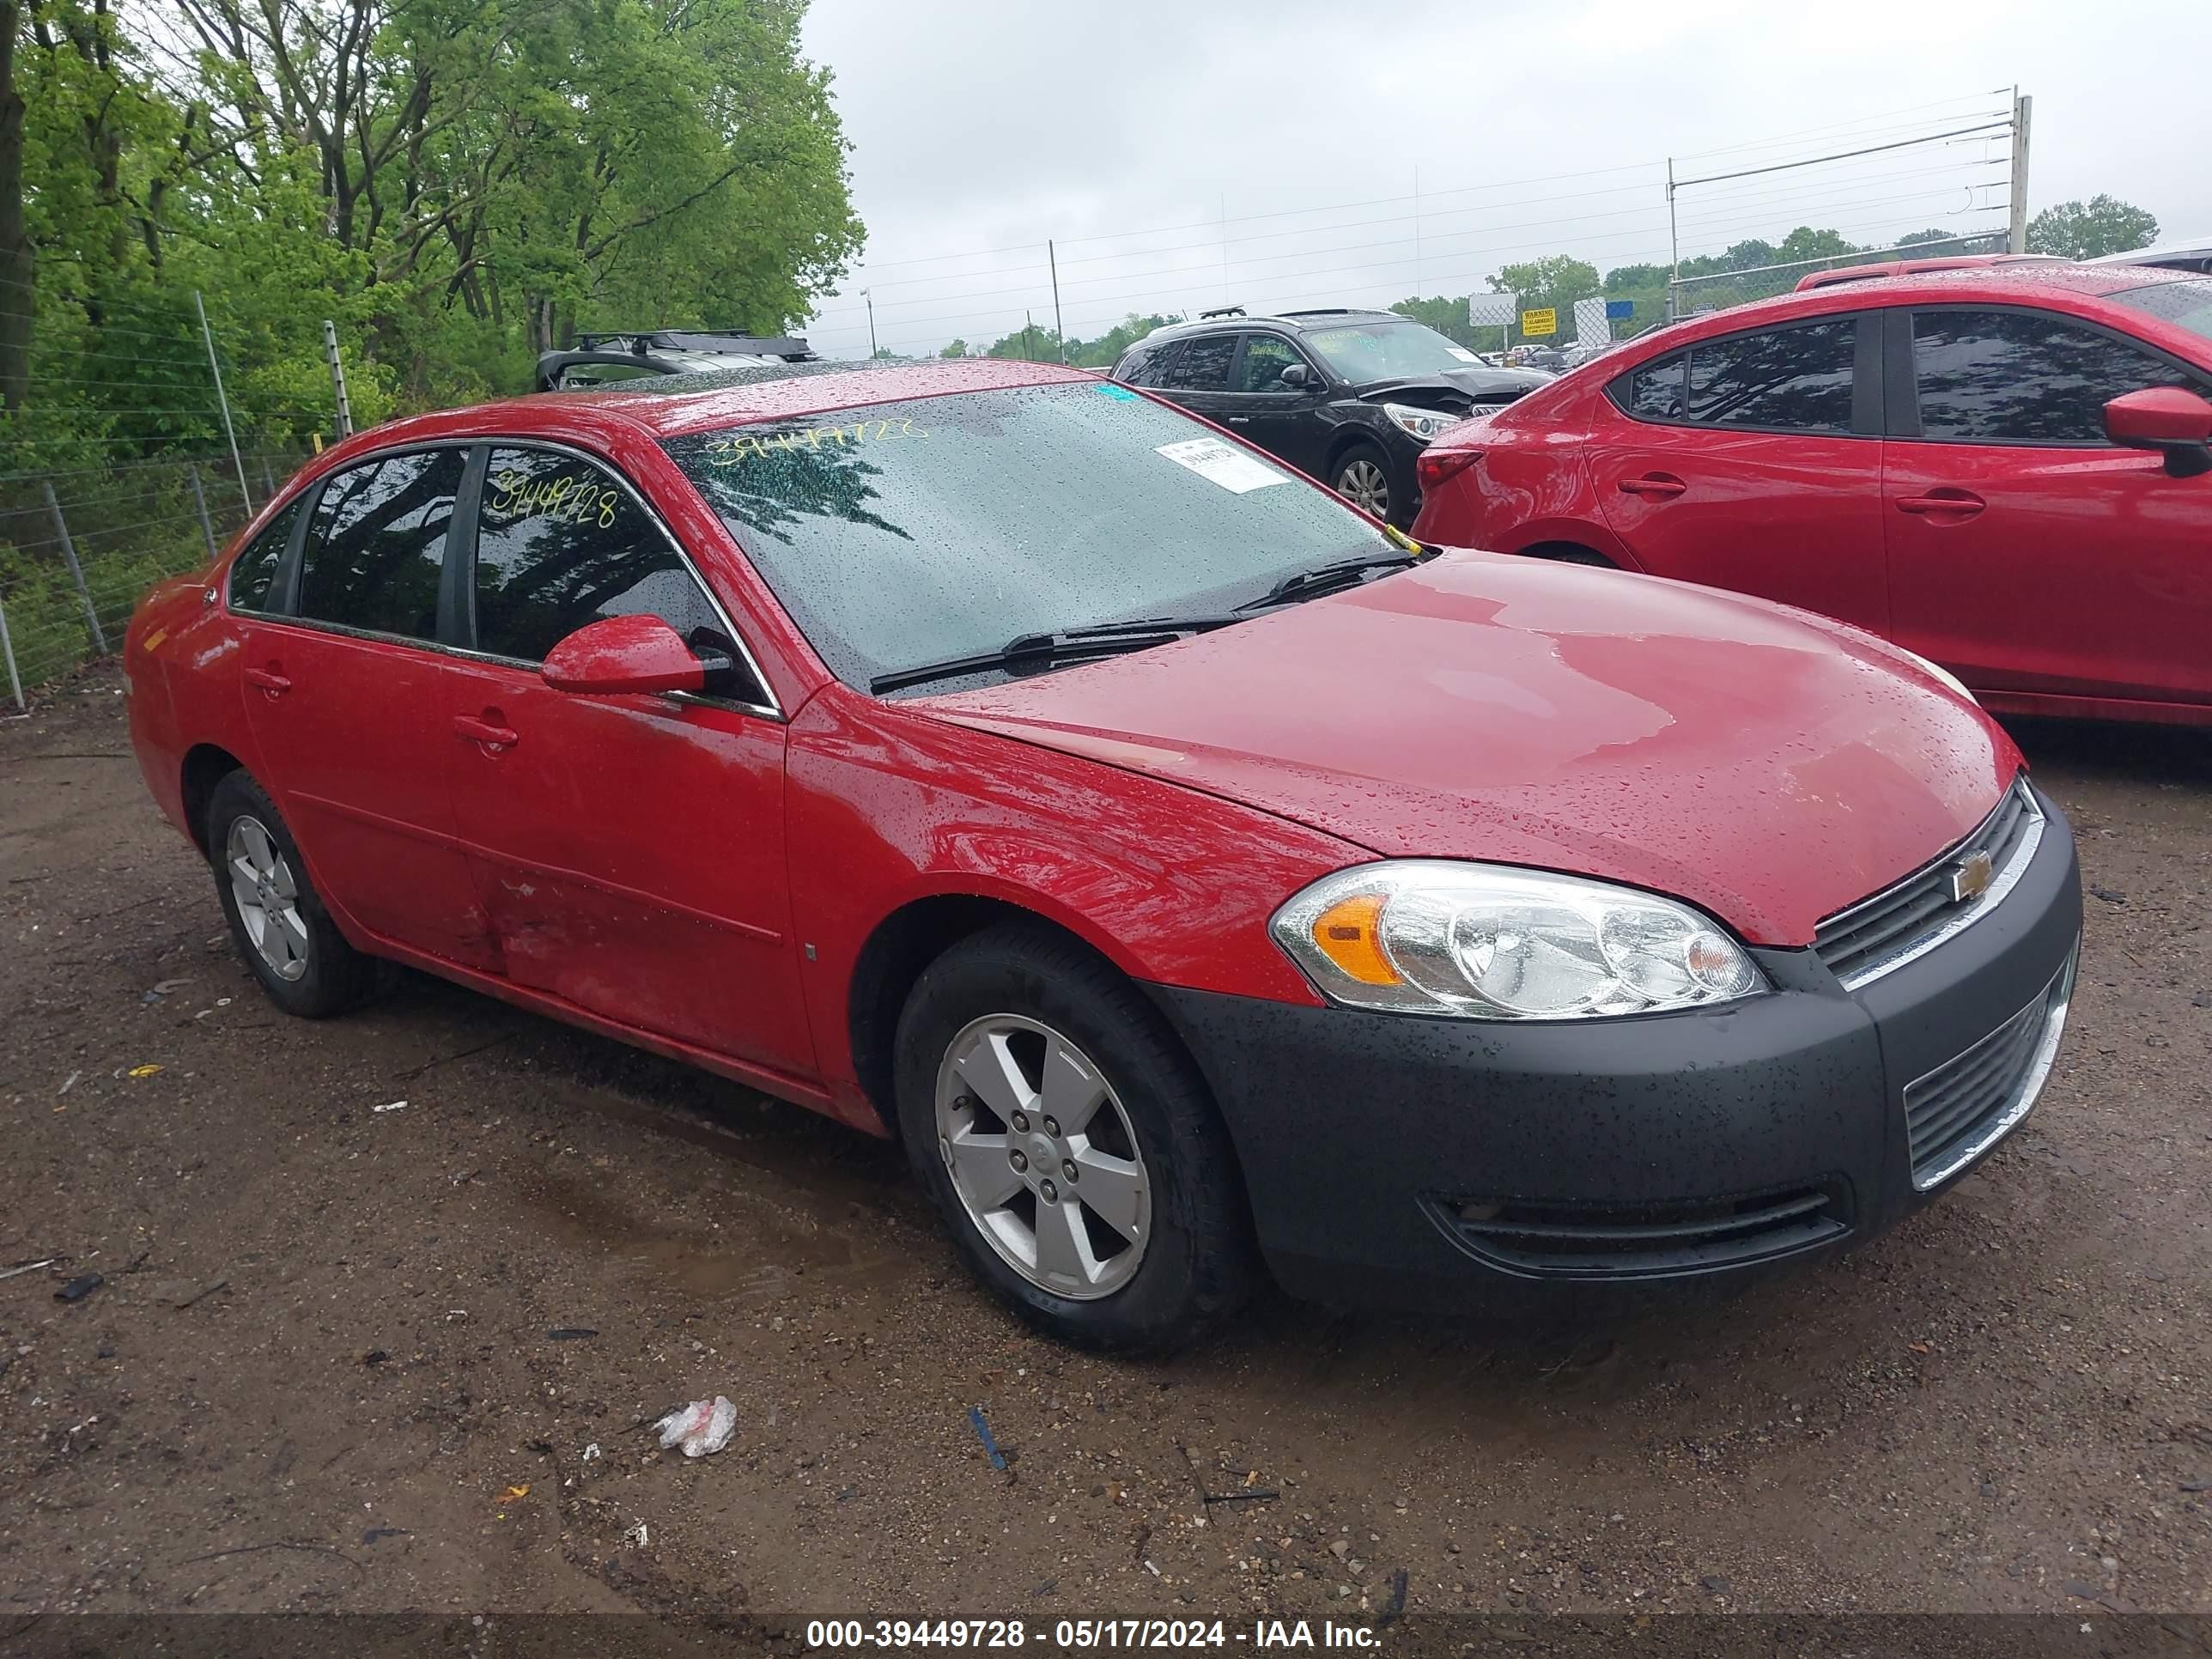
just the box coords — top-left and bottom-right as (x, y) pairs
(574, 329), (817, 358)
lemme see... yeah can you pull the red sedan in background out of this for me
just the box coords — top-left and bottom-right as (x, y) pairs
(126, 359), (2081, 1352)
(1411, 264), (2212, 726)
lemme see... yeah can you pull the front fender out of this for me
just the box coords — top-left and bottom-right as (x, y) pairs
(785, 688), (1360, 1097)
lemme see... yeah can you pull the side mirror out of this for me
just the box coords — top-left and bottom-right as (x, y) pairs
(1278, 362), (1311, 390)
(2105, 386), (2212, 478)
(541, 614), (707, 696)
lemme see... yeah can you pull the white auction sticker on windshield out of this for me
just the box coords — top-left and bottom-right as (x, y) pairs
(1445, 345), (1480, 362)
(1153, 437), (1289, 494)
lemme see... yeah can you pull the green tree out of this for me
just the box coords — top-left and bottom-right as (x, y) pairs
(1777, 226), (1857, 264)
(1490, 256), (1600, 305)
(984, 320), (1062, 362)
(1387, 295), (1480, 348)
(1068, 312), (1176, 368)
(939, 338), (969, 358)
(1485, 256), (1598, 341)
(2027, 195), (2159, 259)
(3, 0), (865, 450)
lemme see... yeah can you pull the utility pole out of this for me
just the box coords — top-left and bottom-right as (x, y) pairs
(861, 289), (877, 357)
(322, 319), (354, 439)
(1665, 157), (1680, 322)
(2008, 91), (2034, 254)
(1048, 240), (1066, 364)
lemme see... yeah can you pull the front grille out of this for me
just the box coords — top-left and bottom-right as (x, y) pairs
(1903, 953), (2075, 1190)
(1814, 779), (2043, 989)
(1429, 1182), (1851, 1279)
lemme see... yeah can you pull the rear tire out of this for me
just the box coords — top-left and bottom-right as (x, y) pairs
(1331, 441), (1407, 527)
(204, 770), (376, 1018)
(893, 924), (1257, 1353)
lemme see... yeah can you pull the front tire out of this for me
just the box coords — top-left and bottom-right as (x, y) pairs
(893, 924), (1257, 1353)
(204, 770), (376, 1018)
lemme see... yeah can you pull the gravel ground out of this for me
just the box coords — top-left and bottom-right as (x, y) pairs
(2, 668), (2208, 1631)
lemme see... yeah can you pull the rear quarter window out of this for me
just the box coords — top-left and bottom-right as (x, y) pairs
(1611, 351), (1687, 421)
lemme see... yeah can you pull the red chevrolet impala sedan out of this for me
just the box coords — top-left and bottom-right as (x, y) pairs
(125, 359), (2082, 1350)
(1411, 264), (2212, 726)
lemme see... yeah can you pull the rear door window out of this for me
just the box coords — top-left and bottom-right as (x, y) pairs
(470, 447), (732, 665)
(1158, 333), (1237, 391)
(1124, 341), (1180, 387)
(1911, 307), (2209, 443)
(1684, 319), (1858, 433)
(296, 448), (467, 641)
(227, 495), (306, 613)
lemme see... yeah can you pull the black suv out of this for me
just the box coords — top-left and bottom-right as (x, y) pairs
(1111, 307), (1550, 525)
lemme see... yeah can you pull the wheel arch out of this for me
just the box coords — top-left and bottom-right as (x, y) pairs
(1514, 539), (1620, 568)
(180, 743), (249, 854)
(847, 893), (1171, 1141)
(1502, 520), (1644, 570)
(1322, 424), (1389, 477)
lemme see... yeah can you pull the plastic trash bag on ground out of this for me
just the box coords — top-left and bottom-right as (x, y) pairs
(653, 1395), (737, 1458)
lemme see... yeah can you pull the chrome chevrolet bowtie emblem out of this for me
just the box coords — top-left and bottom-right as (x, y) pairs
(1948, 848), (1995, 904)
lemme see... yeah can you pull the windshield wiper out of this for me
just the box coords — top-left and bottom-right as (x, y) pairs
(1237, 550), (1423, 611)
(869, 613), (1243, 696)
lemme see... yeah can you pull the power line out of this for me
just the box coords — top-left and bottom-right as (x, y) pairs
(1674, 120), (2012, 190)
(1675, 97), (2012, 163)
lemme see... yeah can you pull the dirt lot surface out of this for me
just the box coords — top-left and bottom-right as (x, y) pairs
(3, 669), (2208, 1632)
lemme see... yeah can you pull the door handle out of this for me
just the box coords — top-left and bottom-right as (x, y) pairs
(244, 666), (291, 696)
(1226, 416), (1251, 424)
(1896, 491), (1986, 518)
(1617, 475), (1686, 500)
(453, 713), (520, 750)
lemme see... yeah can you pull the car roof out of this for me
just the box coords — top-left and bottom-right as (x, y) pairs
(342, 357), (1103, 454)
(1794, 253), (2060, 291)
(2092, 236), (2212, 264)
(1138, 307), (1407, 343)
(1644, 261), (2203, 342)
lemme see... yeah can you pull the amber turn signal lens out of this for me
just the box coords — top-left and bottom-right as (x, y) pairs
(1310, 893), (1401, 987)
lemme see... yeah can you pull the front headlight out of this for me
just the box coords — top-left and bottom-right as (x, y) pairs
(1381, 402), (1460, 442)
(1272, 860), (1766, 1020)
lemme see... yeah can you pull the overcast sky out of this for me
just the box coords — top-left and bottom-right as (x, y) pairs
(792, 0), (2210, 360)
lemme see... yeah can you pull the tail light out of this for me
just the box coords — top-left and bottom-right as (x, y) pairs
(1416, 446), (1480, 493)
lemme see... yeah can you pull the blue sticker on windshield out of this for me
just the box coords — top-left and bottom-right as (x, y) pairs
(1093, 382), (1139, 400)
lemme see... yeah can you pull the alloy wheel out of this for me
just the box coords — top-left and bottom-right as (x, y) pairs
(934, 1014), (1152, 1300)
(227, 814), (310, 982)
(1338, 457), (1389, 518)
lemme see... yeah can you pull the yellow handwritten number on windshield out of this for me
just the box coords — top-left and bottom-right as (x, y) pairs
(705, 416), (930, 465)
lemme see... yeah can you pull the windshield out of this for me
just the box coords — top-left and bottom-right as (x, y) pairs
(660, 382), (1394, 694)
(1300, 319), (1484, 382)
(2112, 278), (2212, 346)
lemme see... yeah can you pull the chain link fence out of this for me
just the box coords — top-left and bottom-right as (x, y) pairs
(0, 446), (307, 712)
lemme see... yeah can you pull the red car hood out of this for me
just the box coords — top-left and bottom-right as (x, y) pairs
(915, 552), (2021, 946)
